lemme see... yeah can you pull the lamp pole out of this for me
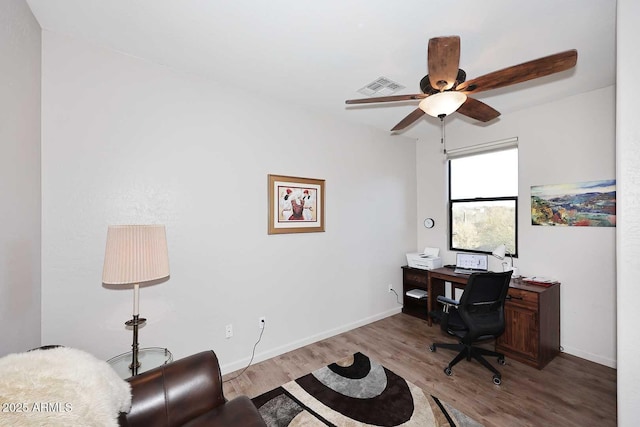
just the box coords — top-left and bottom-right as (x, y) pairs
(125, 283), (146, 376)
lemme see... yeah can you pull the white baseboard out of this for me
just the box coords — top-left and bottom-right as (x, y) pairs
(219, 307), (402, 375)
(562, 345), (617, 369)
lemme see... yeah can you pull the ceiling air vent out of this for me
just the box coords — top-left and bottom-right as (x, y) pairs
(357, 77), (405, 97)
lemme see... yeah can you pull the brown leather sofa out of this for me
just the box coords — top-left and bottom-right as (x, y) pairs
(118, 350), (266, 427)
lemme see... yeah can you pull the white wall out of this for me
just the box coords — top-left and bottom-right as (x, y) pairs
(617, 0), (640, 424)
(40, 31), (417, 371)
(417, 86), (616, 367)
(0, 0), (41, 355)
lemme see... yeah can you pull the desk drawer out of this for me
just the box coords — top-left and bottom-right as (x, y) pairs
(507, 288), (538, 309)
(404, 271), (428, 285)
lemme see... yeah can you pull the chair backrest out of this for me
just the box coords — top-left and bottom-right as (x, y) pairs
(119, 350), (226, 427)
(457, 271), (513, 342)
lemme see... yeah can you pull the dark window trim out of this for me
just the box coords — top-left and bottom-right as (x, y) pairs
(448, 197), (519, 257)
(448, 158), (519, 257)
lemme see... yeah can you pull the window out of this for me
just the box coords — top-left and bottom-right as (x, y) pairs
(449, 147), (518, 256)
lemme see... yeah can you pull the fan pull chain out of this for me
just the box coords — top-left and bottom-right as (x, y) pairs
(439, 114), (447, 154)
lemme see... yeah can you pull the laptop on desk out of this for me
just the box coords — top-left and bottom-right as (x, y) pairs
(453, 253), (489, 275)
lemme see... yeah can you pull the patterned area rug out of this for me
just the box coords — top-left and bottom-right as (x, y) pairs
(252, 352), (483, 426)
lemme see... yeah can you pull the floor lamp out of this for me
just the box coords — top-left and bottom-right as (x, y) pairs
(102, 225), (170, 376)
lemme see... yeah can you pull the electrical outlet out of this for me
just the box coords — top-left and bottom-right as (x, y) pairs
(388, 284), (393, 293)
(225, 324), (233, 339)
(258, 316), (266, 329)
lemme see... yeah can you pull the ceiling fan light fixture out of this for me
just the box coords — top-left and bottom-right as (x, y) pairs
(418, 91), (467, 118)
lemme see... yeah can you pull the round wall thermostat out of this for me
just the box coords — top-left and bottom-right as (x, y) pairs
(423, 218), (435, 229)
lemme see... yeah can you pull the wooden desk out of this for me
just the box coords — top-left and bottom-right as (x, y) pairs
(402, 266), (561, 369)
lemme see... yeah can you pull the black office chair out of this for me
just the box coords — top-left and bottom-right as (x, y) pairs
(429, 270), (513, 385)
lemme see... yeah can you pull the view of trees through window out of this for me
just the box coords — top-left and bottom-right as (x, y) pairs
(449, 148), (518, 256)
(451, 200), (516, 254)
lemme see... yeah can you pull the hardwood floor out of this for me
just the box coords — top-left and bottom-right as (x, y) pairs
(222, 313), (616, 427)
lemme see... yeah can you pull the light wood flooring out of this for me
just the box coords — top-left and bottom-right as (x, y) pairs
(222, 313), (616, 426)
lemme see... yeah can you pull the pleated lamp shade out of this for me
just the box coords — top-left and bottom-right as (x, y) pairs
(102, 225), (170, 285)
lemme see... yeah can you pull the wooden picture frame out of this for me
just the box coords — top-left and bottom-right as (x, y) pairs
(268, 174), (325, 234)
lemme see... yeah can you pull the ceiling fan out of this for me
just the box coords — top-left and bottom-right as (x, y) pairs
(345, 36), (578, 131)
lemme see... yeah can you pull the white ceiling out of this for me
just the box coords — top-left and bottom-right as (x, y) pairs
(26, 0), (617, 140)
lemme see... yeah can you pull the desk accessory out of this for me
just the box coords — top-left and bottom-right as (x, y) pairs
(492, 244), (520, 277)
(405, 289), (428, 299)
(102, 225), (170, 376)
(453, 252), (488, 274)
(521, 276), (559, 287)
(406, 247), (442, 270)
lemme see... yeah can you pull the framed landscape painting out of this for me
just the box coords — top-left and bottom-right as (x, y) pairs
(531, 179), (616, 227)
(268, 174), (325, 234)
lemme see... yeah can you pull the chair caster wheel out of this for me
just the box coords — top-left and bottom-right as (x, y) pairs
(429, 344), (436, 352)
(444, 367), (452, 376)
(498, 357), (506, 365)
(493, 375), (502, 385)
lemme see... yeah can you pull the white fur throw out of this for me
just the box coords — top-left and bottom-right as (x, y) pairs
(0, 347), (131, 426)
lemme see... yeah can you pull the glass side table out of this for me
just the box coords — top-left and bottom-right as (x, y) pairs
(107, 347), (173, 379)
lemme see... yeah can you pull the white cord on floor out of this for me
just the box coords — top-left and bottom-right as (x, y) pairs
(223, 321), (265, 382)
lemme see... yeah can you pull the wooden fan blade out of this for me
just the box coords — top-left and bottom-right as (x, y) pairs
(345, 94), (427, 104)
(391, 108), (425, 131)
(428, 36), (461, 91)
(456, 97), (501, 122)
(457, 50), (577, 94)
